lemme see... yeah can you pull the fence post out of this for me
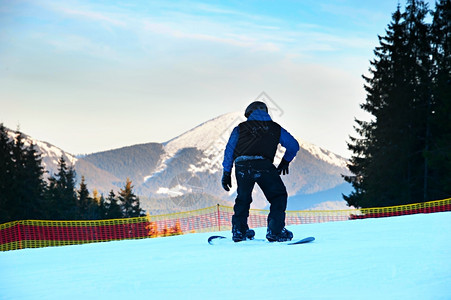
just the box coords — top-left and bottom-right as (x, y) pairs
(217, 204), (221, 232)
(17, 221), (23, 250)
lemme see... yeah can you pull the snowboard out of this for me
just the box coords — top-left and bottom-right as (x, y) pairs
(208, 235), (315, 245)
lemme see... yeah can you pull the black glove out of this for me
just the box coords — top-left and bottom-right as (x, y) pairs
(277, 158), (290, 175)
(221, 171), (232, 191)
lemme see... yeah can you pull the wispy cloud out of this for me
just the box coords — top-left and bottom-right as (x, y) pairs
(56, 6), (127, 27)
(40, 0), (127, 27)
(319, 2), (390, 29)
(142, 20), (280, 52)
(134, 2), (374, 55)
(19, 0), (375, 61)
(47, 34), (118, 59)
(35, 0), (282, 53)
(192, 2), (282, 23)
(193, 2), (245, 16)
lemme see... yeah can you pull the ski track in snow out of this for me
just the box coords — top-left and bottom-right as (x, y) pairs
(1, 212), (450, 300)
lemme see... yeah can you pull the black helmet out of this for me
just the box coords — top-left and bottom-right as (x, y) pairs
(244, 101), (268, 118)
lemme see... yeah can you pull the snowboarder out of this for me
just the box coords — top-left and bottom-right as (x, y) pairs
(221, 101), (300, 242)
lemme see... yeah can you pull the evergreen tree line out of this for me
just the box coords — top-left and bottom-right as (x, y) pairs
(0, 124), (145, 223)
(345, 0), (451, 208)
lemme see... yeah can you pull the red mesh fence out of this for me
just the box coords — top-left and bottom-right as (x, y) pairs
(1, 198), (450, 251)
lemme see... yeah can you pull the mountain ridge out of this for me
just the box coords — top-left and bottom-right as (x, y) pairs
(4, 113), (351, 212)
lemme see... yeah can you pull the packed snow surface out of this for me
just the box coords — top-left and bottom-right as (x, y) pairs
(1, 212), (450, 300)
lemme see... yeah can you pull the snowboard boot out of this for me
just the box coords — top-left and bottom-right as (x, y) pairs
(266, 227), (293, 242)
(232, 225), (255, 242)
(246, 228), (255, 240)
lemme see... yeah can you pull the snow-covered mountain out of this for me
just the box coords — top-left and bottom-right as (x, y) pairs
(80, 112), (351, 210)
(5, 129), (77, 177)
(161, 111), (347, 174)
(5, 113), (351, 211)
(5, 128), (120, 192)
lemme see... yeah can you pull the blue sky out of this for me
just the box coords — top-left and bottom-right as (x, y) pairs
(0, 0), (437, 157)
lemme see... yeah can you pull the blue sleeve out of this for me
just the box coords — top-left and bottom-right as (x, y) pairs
(279, 127), (299, 162)
(222, 126), (239, 172)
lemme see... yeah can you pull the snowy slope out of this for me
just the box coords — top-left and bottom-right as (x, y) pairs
(1, 212), (450, 300)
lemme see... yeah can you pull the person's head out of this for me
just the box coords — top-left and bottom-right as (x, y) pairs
(244, 101), (268, 118)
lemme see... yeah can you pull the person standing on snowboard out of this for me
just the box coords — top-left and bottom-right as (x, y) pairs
(221, 101), (299, 242)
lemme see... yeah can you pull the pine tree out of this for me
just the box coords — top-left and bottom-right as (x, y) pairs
(118, 178), (144, 218)
(9, 132), (47, 220)
(97, 192), (108, 219)
(10, 131), (28, 219)
(90, 189), (103, 219)
(403, 0), (434, 202)
(0, 127), (48, 222)
(77, 176), (92, 219)
(105, 190), (123, 219)
(345, 5), (407, 208)
(428, 0), (451, 199)
(92, 189), (101, 205)
(0, 124), (13, 223)
(345, 1), (436, 207)
(20, 142), (47, 219)
(46, 156), (79, 219)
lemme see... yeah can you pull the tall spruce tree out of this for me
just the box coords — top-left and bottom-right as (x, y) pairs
(105, 190), (123, 219)
(429, 0), (451, 199)
(118, 178), (144, 218)
(91, 189), (104, 219)
(10, 132), (47, 220)
(10, 131), (28, 219)
(345, 5), (407, 208)
(0, 124), (14, 223)
(0, 127), (48, 222)
(345, 1), (436, 207)
(20, 142), (47, 220)
(46, 156), (78, 219)
(403, 0), (433, 202)
(77, 176), (92, 219)
(96, 192), (108, 219)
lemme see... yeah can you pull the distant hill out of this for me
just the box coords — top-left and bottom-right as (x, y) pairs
(5, 112), (351, 213)
(79, 143), (165, 190)
(75, 112), (351, 210)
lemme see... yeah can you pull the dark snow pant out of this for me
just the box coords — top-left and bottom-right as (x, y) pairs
(232, 159), (288, 234)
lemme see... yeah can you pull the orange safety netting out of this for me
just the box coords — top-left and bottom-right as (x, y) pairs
(1, 198), (450, 251)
